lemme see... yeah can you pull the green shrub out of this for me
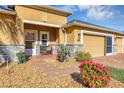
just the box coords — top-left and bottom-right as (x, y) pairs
(16, 51), (25, 63)
(74, 51), (92, 62)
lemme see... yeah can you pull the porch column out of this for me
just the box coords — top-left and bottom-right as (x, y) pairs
(35, 30), (40, 55)
(122, 36), (124, 53)
(80, 30), (83, 44)
(64, 30), (67, 45)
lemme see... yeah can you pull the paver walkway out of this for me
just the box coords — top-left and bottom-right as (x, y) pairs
(93, 53), (124, 69)
(28, 55), (79, 79)
(28, 53), (124, 79)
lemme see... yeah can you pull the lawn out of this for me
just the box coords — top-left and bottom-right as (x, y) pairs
(109, 67), (124, 83)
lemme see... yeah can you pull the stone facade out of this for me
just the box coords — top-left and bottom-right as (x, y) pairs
(52, 44), (83, 58)
(0, 45), (25, 62)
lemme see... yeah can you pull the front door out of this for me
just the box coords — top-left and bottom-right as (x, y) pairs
(25, 31), (37, 56)
(106, 36), (113, 56)
(40, 31), (49, 53)
(40, 31), (49, 46)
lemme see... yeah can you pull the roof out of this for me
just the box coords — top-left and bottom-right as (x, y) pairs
(0, 6), (16, 15)
(0, 8), (16, 15)
(63, 20), (124, 35)
(20, 5), (72, 17)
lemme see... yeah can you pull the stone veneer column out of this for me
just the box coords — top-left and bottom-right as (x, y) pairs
(51, 44), (83, 58)
(0, 45), (25, 62)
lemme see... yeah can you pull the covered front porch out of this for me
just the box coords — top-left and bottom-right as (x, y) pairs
(24, 20), (61, 56)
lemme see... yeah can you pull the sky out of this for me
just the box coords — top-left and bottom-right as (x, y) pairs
(51, 5), (124, 32)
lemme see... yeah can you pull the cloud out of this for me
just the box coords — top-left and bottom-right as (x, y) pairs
(112, 21), (124, 26)
(77, 5), (91, 11)
(59, 5), (77, 13)
(86, 6), (114, 20)
(58, 5), (115, 21)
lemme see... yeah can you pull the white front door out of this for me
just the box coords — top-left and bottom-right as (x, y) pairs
(25, 30), (37, 56)
(40, 31), (49, 46)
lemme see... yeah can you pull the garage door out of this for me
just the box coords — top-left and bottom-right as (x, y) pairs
(83, 34), (105, 57)
(116, 37), (123, 53)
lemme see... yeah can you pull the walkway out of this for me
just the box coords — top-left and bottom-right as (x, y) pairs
(28, 54), (79, 80)
(93, 53), (124, 69)
(28, 53), (124, 79)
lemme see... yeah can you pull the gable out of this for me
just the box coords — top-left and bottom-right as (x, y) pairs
(15, 6), (67, 25)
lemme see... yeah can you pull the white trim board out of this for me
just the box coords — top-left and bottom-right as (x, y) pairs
(23, 20), (60, 28)
(83, 30), (114, 36)
(80, 30), (83, 44)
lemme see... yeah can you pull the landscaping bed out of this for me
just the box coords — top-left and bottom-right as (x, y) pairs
(0, 62), (82, 88)
(47, 60), (78, 69)
(0, 62), (124, 88)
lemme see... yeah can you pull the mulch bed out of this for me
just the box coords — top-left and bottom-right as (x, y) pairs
(0, 62), (124, 88)
(47, 61), (78, 69)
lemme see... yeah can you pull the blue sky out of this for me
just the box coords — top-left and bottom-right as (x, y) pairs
(51, 5), (124, 31)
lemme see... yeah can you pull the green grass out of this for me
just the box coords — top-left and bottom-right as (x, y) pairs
(108, 67), (124, 83)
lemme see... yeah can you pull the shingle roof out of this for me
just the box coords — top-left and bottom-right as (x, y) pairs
(63, 19), (124, 35)
(0, 6), (16, 15)
(0, 5), (14, 11)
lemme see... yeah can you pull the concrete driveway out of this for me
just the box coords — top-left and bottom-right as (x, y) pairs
(93, 53), (124, 69)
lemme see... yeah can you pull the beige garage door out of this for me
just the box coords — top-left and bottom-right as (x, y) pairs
(115, 37), (122, 53)
(83, 34), (105, 57)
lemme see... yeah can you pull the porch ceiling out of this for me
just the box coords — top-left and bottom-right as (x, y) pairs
(23, 20), (61, 28)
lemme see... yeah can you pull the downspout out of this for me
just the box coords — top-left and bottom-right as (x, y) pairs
(61, 27), (67, 46)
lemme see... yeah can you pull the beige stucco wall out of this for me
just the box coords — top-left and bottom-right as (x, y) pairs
(24, 24), (59, 44)
(115, 37), (123, 53)
(58, 28), (65, 44)
(0, 13), (24, 45)
(66, 26), (82, 44)
(66, 27), (75, 44)
(15, 6), (67, 25)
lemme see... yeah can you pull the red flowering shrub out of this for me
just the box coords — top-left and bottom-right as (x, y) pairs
(79, 60), (111, 88)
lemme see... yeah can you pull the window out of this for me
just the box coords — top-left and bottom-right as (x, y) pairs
(106, 36), (112, 53)
(25, 32), (36, 49)
(42, 34), (48, 46)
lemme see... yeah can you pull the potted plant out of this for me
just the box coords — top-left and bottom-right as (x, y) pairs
(57, 54), (65, 62)
(57, 44), (70, 62)
(16, 51), (25, 63)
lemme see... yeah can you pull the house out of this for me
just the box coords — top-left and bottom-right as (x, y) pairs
(0, 5), (124, 61)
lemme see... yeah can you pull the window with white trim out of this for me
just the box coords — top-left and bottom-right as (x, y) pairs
(25, 32), (36, 49)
